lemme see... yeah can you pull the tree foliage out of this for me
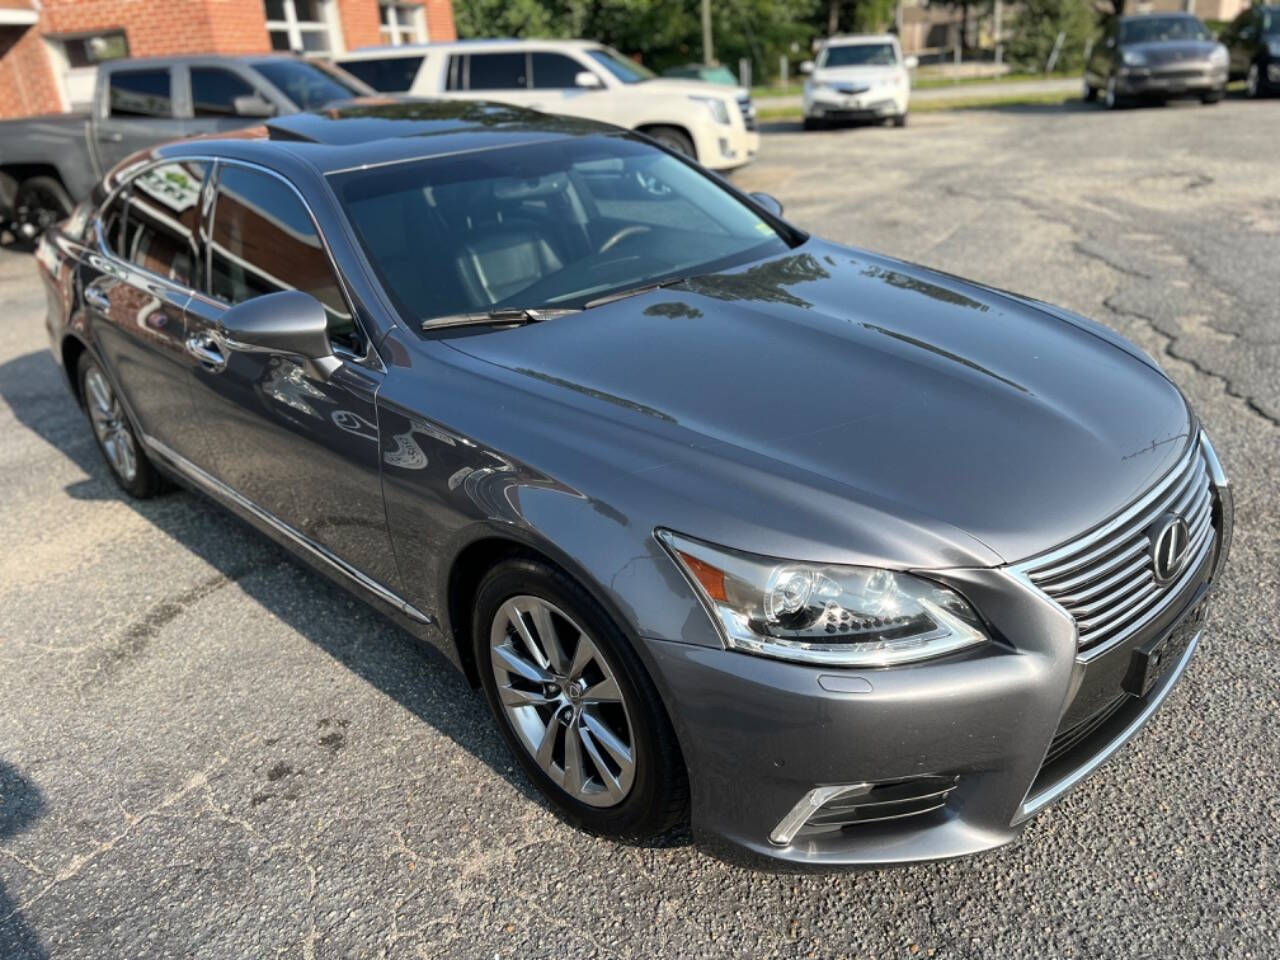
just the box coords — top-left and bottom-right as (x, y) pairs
(1004, 0), (1096, 73)
(454, 0), (849, 85)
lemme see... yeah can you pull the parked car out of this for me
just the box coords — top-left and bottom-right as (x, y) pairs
(1219, 4), (1280, 97)
(800, 34), (916, 129)
(1083, 13), (1228, 108)
(332, 40), (758, 171)
(37, 101), (1231, 866)
(0, 54), (373, 242)
(661, 64), (740, 85)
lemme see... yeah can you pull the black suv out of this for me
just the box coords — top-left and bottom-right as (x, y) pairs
(1220, 5), (1280, 97)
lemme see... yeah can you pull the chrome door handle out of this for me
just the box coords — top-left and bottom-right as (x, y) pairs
(84, 286), (111, 311)
(186, 332), (227, 372)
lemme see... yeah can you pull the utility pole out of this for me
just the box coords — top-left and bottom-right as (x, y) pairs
(702, 0), (714, 65)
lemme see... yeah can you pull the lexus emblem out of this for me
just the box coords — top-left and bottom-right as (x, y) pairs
(1150, 513), (1191, 585)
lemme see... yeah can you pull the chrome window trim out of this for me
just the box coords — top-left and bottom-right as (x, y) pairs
(1015, 628), (1201, 823)
(93, 152), (383, 373)
(1008, 431), (1219, 661)
(142, 434), (431, 626)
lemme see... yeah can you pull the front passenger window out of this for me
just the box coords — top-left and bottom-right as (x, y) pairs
(467, 53), (529, 90)
(208, 165), (360, 351)
(121, 161), (207, 287)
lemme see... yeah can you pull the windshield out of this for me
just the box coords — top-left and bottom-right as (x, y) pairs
(334, 136), (791, 328)
(587, 48), (656, 84)
(1119, 16), (1212, 44)
(820, 43), (898, 68)
(251, 59), (367, 109)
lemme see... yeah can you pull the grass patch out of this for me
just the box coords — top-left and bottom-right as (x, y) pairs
(755, 89), (1076, 121)
(751, 71), (1076, 99)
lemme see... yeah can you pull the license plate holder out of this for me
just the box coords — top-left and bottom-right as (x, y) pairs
(1123, 600), (1207, 697)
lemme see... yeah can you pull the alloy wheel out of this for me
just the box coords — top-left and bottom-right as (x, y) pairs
(1105, 76), (1118, 109)
(84, 368), (137, 482)
(489, 595), (636, 807)
(1247, 63), (1260, 98)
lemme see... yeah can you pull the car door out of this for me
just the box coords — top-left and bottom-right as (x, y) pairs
(80, 159), (211, 465)
(182, 160), (402, 592)
(449, 51), (541, 109)
(528, 51), (604, 114)
(184, 64), (286, 137)
(95, 67), (182, 170)
(1231, 9), (1260, 77)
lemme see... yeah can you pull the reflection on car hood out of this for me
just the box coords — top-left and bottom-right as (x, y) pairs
(448, 240), (1192, 563)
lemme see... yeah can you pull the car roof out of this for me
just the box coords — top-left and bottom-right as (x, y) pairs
(102, 52), (307, 68)
(1117, 11), (1199, 20)
(822, 34), (897, 46)
(336, 38), (607, 59)
(157, 98), (623, 176)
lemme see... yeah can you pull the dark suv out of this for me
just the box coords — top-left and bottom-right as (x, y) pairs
(1220, 5), (1280, 97)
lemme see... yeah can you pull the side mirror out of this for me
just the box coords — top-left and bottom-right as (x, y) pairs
(575, 71), (603, 89)
(904, 55), (919, 69)
(233, 94), (277, 118)
(218, 291), (340, 379)
(750, 191), (784, 217)
(799, 60), (814, 75)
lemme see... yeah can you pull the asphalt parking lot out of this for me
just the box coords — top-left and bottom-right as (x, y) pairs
(2, 98), (1278, 959)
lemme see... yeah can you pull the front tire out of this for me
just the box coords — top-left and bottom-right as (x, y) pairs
(1083, 77), (1098, 102)
(1201, 89), (1223, 105)
(642, 126), (695, 159)
(1247, 62), (1263, 98)
(891, 112), (907, 128)
(1105, 75), (1121, 110)
(473, 556), (687, 840)
(78, 353), (164, 498)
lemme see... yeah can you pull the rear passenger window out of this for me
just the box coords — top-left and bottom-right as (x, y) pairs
(531, 53), (584, 89)
(467, 53), (528, 91)
(191, 68), (259, 117)
(98, 190), (130, 256)
(109, 69), (174, 118)
(209, 165), (359, 351)
(339, 55), (424, 92)
(120, 161), (208, 287)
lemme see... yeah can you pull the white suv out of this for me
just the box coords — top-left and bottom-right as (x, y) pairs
(801, 34), (917, 129)
(334, 40), (759, 172)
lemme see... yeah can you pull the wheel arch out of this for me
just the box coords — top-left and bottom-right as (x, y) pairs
(634, 123), (698, 160)
(60, 332), (90, 407)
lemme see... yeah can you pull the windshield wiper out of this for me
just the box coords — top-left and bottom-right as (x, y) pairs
(584, 278), (687, 309)
(420, 307), (577, 331)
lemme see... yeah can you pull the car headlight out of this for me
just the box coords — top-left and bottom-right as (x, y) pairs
(689, 95), (731, 125)
(1268, 39), (1280, 58)
(1122, 50), (1148, 67)
(1209, 44), (1229, 66)
(658, 530), (989, 667)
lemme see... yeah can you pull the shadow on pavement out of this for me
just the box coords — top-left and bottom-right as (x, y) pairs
(0, 760), (47, 960)
(0, 349), (690, 849)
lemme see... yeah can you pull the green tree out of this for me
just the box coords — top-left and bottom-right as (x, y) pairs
(1004, 0), (1095, 72)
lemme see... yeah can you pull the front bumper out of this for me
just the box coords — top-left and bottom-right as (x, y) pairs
(804, 85), (908, 121)
(1116, 64), (1227, 97)
(643, 479), (1231, 867)
(692, 123), (760, 172)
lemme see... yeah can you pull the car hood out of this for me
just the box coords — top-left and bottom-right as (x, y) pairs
(1123, 40), (1220, 61)
(446, 241), (1192, 565)
(643, 77), (746, 99)
(812, 66), (902, 87)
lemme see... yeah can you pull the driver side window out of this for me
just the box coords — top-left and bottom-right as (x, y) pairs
(208, 164), (361, 352)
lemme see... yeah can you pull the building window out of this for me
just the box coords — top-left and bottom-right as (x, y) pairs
(264, 0), (339, 55)
(46, 30), (130, 109)
(379, 2), (425, 46)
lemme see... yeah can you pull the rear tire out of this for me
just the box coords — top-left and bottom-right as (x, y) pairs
(642, 126), (695, 160)
(13, 175), (73, 246)
(802, 116), (822, 131)
(472, 556), (687, 840)
(77, 353), (165, 499)
(1083, 78), (1098, 102)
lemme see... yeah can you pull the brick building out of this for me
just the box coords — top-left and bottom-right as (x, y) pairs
(0, 0), (456, 119)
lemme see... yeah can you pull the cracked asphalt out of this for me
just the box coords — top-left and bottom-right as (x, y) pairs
(2, 98), (1278, 959)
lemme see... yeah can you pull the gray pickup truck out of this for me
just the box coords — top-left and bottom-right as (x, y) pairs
(0, 54), (373, 241)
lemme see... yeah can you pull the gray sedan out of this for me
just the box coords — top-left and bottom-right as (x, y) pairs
(36, 101), (1232, 867)
(1084, 13), (1229, 107)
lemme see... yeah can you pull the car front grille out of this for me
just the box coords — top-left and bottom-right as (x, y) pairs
(737, 94), (757, 131)
(1153, 69), (1208, 81)
(1015, 436), (1215, 653)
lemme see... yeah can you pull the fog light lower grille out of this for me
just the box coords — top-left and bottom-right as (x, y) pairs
(769, 775), (960, 846)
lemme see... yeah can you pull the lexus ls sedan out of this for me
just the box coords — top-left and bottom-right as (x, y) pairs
(37, 100), (1232, 866)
